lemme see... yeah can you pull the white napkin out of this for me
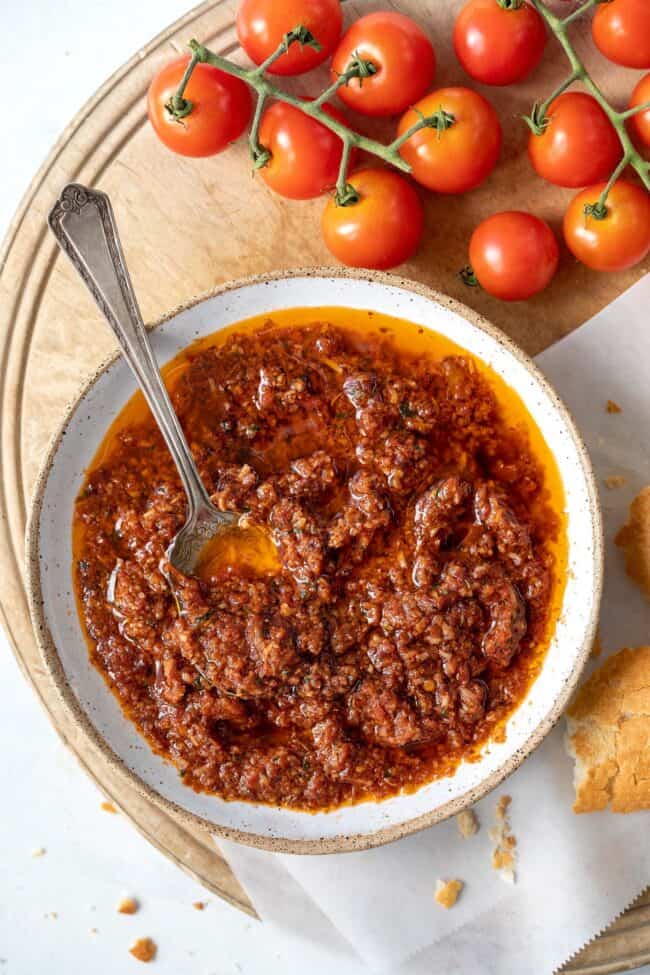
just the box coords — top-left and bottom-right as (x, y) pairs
(218, 276), (650, 973)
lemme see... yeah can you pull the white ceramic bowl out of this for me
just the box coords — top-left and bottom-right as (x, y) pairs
(27, 269), (603, 853)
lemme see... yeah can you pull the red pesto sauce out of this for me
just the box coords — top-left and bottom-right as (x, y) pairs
(73, 307), (567, 811)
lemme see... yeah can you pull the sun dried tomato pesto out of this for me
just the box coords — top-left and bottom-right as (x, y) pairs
(74, 309), (565, 811)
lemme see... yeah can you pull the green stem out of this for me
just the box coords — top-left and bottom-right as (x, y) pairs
(249, 91), (271, 168)
(619, 100), (650, 120)
(166, 51), (200, 118)
(335, 138), (357, 205)
(312, 59), (376, 109)
(589, 153), (631, 217)
(560, 0), (599, 28)
(250, 24), (321, 78)
(388, 109), (456, 152)
(524, 69), (581, 134)
(187, 39), (412, 174)
(528, 0), (650, 193)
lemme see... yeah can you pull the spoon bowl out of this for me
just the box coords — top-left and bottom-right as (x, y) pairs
(166, 501), (238, 577)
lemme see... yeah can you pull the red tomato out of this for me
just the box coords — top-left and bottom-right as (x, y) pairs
(330, 13), (436, 118)
(592, 0), (650, 69)
(563, 181), (650, 271)
(397, 88), (501, 194)
(527, 92), (623, 188)
(258, 101), (356, 200)
(628, 73), (650, 149)
(321, 169), (424, 269)
(468, 211), (559, 301)
(237, 0), (342, 76)
(453, 0), (546, 86)
(147, 57), (252, 157)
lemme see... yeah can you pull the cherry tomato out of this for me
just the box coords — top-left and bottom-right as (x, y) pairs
(468, 211), (559, 301)
(563, 181), (650, 271)
(237, 0), (342, 76)
(397, 88), (501, 194)
(592, 0), (650, 69)
(321, 169), (424, 270)
(453, 0), (546, 86)
(148, 57), (252, 157)
(257, 101), (356, 200)
(331, 13), (436, 118)
(628, 73), (650, 149)
(527, 92), (623, 188)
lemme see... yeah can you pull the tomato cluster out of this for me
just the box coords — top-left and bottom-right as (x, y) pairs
(148, 0), (650, 300)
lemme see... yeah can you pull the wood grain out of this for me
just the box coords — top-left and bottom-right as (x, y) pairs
(0, 0), (647, 965)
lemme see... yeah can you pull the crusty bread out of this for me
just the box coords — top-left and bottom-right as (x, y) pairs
(616, 487), (650, 600)
(565, 646), (650, 813)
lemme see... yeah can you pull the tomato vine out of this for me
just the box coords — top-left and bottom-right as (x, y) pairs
(169, 0), (650, 217)
(167, 30), (454, 205)
(525, 0), (650, 216)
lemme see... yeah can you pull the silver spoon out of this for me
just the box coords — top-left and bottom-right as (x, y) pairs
(48, 182), (240, 576)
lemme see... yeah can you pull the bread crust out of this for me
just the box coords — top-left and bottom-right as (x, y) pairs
(566, 646), (650, 813)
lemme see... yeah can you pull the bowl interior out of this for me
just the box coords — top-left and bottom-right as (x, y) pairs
(29, 272), (601, 850)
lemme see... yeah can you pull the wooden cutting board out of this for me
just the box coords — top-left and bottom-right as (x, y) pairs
(0, 0), (648, 967)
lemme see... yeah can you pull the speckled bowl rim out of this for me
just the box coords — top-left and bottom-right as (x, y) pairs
(26, 266), (603, 854)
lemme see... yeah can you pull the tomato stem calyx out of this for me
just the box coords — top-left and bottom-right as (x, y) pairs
(583, 201), (608, 222)
(522, 104), (548, 137)
(460, 265), (479, 288)
(251, 146), (272, 169)
(313, 58), (377, 109)
(523, 70), (581, 136)
(429, 108), (456, 140)
(283, 25), (321, 54)
(335, 181), (360, 207)
(346, 53), (378, 84)
(166, 96), (193, 120)
(389, 109), (456, 153)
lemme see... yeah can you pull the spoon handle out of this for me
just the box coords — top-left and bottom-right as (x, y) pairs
(48, 183), (212, 516)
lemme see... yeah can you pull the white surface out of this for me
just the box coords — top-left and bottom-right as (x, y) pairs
(221, 276), (650, 974)
(0, 1), (648, 973)
(33, 273), (598, 847)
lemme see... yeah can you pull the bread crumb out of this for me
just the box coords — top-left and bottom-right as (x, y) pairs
(496, 795), (511, 820)
(101, 800), (118, 814)
(616, 487), (650, 599)
(456, 808), (479, 838)
(192, 901), (206, 911)
(434, 878), (463, 909)
(604, 475), (626, 490)
(566, 645), (650, 813)
(129, 938), (157, 963)
(31, 847), (46, 858)
(491, 796), (516, 883)
(89, 928), (98, 935)
(117, 896), (138, 915)
(606, 399), (622, 414)
(44, 912), (58, 920)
